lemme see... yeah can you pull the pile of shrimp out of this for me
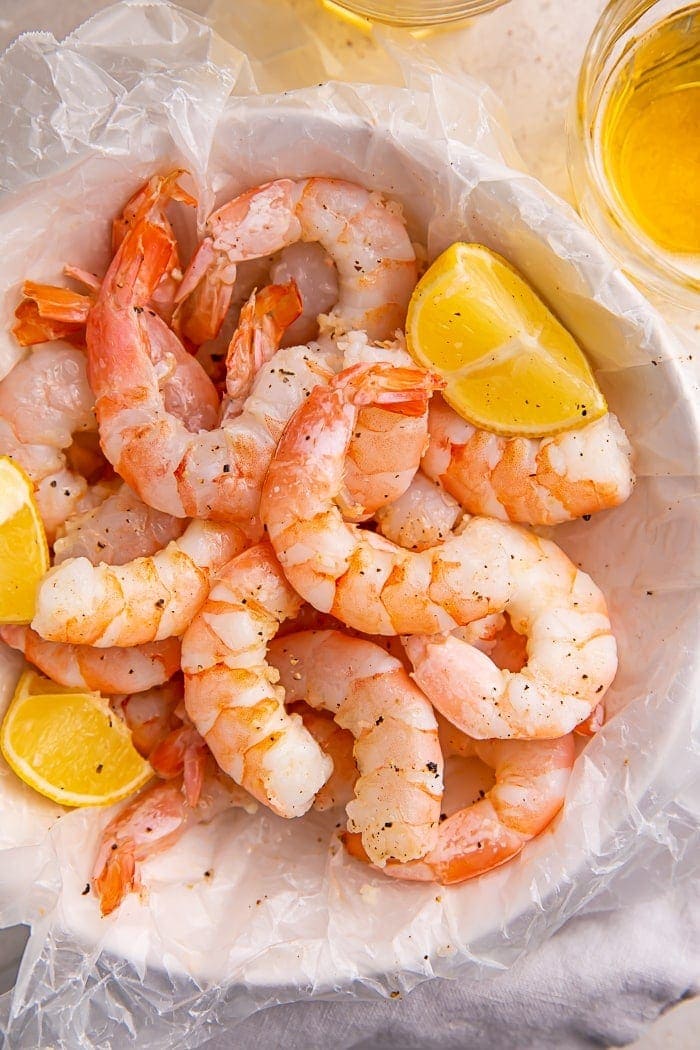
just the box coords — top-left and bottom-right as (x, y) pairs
(0, 170), (634, 916)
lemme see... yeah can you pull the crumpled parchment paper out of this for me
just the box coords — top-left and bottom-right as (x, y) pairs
(0, 2), (698, 1047)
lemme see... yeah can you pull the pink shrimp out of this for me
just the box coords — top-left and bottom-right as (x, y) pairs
(268, 630), (443, 865)
(173, 177), (417, 345)
(260, 363), (618, 738)
(91, 764), (255, 916)
(422, 396), (634, 525)
(0, 625), (180, 694)
(32, 519), (248, 647)
(85, 188), (320, 522)
(181, 542), (332, 817)
(345, 725), (575, 884)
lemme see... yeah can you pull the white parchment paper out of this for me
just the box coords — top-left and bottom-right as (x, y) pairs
(0, 2), (698, 1046)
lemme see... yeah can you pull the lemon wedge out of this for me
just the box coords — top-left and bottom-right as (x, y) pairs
(406, 243), (607, 436)
(0, 457), (49, 624)
(1, 679), (152, 807)
(12, 667), (97, 700)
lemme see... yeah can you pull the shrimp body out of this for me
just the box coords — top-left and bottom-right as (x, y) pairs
(182, 543), (333, 818)
(261, 365), (617, 735)
(268, 630), (443, 865)
(32, 520), (247, 647)
(403, 524), (618, 739)
(174, 178), (417, 345)
(0, 345), (96, 536)
(87, 188), (344, 523)
(423, 398), (634, 525)
(0, 625), (180, 694)
(53, 483), (185, 566)
(345, 726), (575, 884)
(375, 471), (462, 552)
(92, 767), (254, 915)
(290, 702), (357, 812)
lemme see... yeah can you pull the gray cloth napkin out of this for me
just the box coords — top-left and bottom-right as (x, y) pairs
(202, 886), (699, 1050)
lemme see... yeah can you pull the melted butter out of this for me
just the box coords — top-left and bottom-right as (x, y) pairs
(601, 6), (700, 255)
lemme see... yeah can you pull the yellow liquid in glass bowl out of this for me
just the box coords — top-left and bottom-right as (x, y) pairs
(600, 6), (700, 256)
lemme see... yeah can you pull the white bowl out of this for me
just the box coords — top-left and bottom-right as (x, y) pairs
(0, 29), (698, 1047)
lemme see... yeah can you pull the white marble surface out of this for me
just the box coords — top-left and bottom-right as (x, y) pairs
(0, 1), (697, 1047)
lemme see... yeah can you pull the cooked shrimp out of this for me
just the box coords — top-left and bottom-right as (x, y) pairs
(182, 542), (333, 817)
(422, 397), (634, 525)
(375, 471), (462, 552)
(223, 281), (302, 417)
(345, 725), (575, 884)
(89, 178), (414, 525)
(174, 178), (417, 345)
(0, 345), (96, 537)
(86, 185), (344, 522)
(268, 630), (443, 865)
(290, 702), (357, 812)
(0, 625), (180, 694)
(261, 364), (617, 736)
(15, 279), (219, 434)
(53, 482), (185, 566)
(92, 764), (255, 916)
(402, 522), (617, 739)
(32, 519), (248, 647)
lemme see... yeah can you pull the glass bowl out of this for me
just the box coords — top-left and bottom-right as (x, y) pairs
(324, 0), (511, 28)
(567, 0), (700, 309)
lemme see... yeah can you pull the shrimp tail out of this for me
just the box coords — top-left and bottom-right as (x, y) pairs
(92, 842), (139, 917)
(12, 283), (92, 347)
(112, 168), (196, 251)
(223, 281), (303, 413)
(111, 220), (175, 311)
(172, 239), (232, 346)
(255, 281), (303, 333)
(341, 363), (445, 417)
(149, 724), (208, 806)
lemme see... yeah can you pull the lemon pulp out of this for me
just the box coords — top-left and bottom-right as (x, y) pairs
(406, 243), (606, 436)
(1, 684), (152, 807)
(0, 457), (49, 624)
